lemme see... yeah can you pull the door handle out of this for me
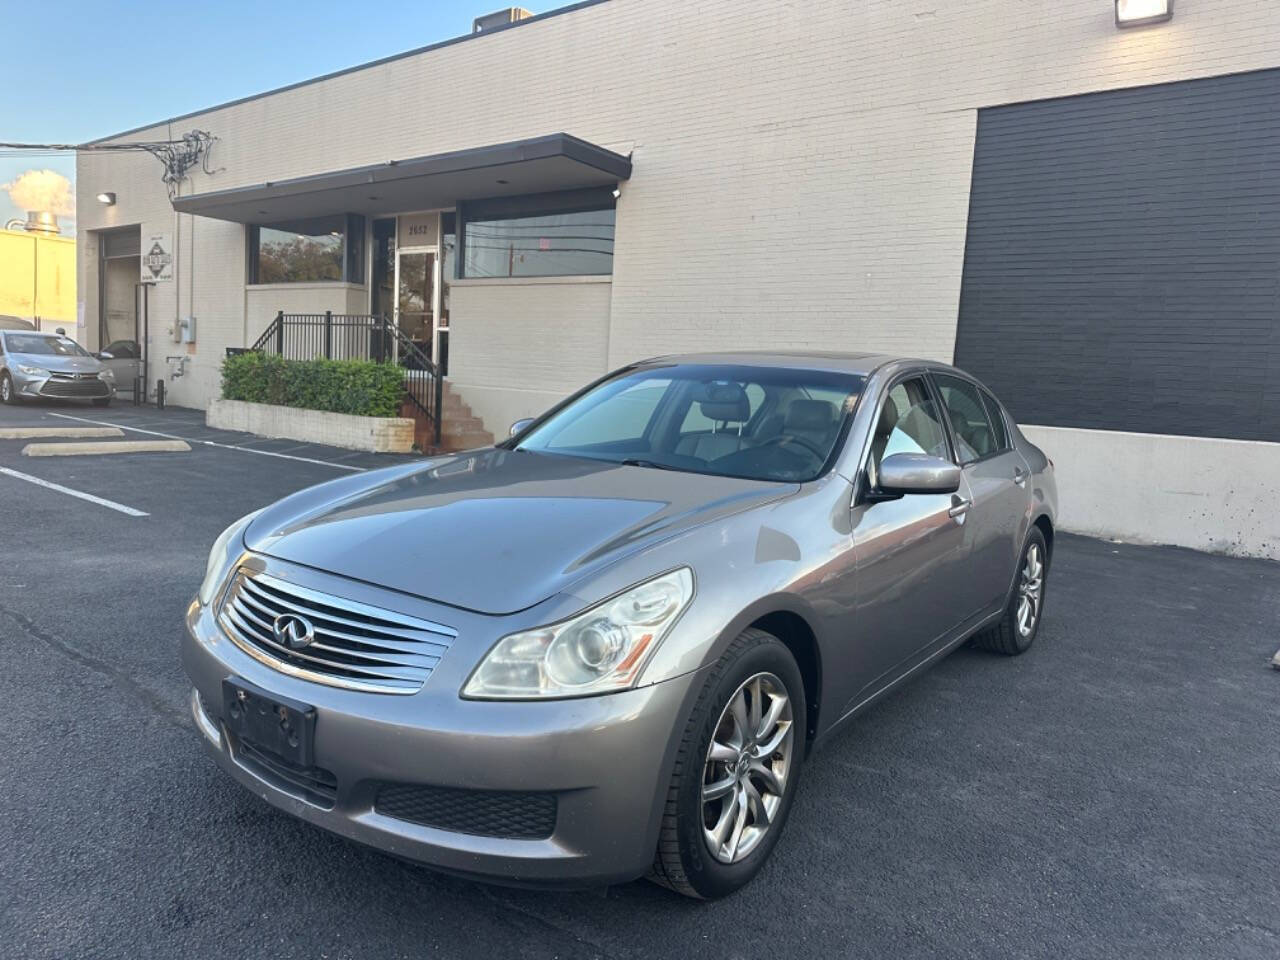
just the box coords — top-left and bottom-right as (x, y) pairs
(948, 496), (972, 518)
(1013, 467), (1028, 487)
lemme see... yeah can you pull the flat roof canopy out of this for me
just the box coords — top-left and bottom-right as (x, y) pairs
(171, 133), (631, 224)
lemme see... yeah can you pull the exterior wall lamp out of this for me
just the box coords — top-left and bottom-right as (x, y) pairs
(1115, 0), (1173, 28)
(96, 192), (116, 205)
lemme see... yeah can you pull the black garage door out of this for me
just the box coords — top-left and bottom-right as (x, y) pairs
(954, 68), (1280, 443)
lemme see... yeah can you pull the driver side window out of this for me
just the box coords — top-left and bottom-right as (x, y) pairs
(868, 377), (950, 483)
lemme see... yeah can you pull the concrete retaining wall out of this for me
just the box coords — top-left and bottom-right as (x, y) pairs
(1022, 425), (1280, 561)
(207, 399), (414, 454)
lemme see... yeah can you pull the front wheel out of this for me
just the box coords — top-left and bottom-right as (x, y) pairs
(974, 527), (1048, 655)
(650, 628), (805, 899)
(1, 372), (19, 405)
(92, 397), (112, 407)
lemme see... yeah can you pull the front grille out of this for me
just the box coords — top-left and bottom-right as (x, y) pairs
(375, 783), (558, 840)
(217, 571), (456, 694)
(233, 737), (337, 808)
(40, 375), (109, 398)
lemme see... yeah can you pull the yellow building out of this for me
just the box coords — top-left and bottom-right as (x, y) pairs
(0, 228), (76, 330)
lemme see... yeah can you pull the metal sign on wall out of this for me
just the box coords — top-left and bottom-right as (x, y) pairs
(397, 212), (439, 249)
(142, 233), (173, 282)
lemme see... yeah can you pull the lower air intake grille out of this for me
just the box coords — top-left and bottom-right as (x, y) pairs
(375, 783), (558, 840)
(233, 738), (337, 809)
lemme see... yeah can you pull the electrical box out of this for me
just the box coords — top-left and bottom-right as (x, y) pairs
(179, 316), (197, 344)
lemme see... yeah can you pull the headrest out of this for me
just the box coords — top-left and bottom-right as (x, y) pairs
(786, 399), (837, 431)
(875, 396), (899, 436)
(697, 383), (750, 423)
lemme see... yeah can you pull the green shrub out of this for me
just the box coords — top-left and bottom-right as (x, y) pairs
(221, 352), (406, 418)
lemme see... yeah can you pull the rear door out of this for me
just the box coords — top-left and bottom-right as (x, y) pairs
(930, 372), (1028, 617)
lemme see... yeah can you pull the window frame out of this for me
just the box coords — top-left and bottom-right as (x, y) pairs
(247, 213), (365, 285)
(856, 369), (958, 504)
(457, 187), (617, 280)
(978, 387), (1012, 453)
(927, 370), (1007, 467)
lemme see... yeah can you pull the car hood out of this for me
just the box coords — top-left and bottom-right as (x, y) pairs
(10, 352), (102, 374)
(245, 449), (796, 615)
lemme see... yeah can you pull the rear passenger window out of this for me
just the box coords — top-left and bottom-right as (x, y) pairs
(980, 389), (1010, 451)
(933, 374), (997, 464)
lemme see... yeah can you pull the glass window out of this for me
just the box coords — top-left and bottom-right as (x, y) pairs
(869, 377), (950, 479)
(3, 334), (90, 357)
(980, 388), (1011, 451)
(516, 364), (864, 483)
(462, 192), (615, 278)
(934, 374), (998, 464)
(249, 214), (364, 284)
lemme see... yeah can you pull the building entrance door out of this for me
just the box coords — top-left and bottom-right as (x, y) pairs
(394, 248), (438, 366)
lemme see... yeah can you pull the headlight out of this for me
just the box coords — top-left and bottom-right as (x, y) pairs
(197, 509), (264, 606)
(463, 568), (694, 700)
(16, 364), (49, 377)
(98, 368), (115, 381)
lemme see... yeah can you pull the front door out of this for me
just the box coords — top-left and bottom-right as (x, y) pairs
(845, 374), (974, 708)
(394, 248), (437, 365)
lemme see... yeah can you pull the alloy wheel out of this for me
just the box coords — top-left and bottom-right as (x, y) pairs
(1016, 543), (1044, 637)
(701, 671), (795, 864)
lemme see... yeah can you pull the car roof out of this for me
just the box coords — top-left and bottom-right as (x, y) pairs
(636, 350), (943, 378)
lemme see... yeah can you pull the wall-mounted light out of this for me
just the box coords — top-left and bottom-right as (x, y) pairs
(1116, 0), (1172, 28)
(611, 187), (622, 199)
(96, 192), (116, 205)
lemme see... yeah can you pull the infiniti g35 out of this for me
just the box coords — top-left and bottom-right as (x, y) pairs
(183, 352), (1057, 899)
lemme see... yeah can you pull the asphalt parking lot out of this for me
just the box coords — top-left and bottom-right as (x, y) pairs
(0, 399), (1277, 960)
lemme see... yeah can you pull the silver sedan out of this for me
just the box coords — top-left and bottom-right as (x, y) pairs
(183, 352), (1057, 899)
(0, 330), (116, 405)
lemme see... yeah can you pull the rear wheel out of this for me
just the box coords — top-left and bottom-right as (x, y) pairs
(650, 628), (805, 899)
(1, 372), (19, 405)
(974, 527), (1048, 655)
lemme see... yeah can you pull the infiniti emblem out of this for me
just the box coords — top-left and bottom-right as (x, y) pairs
(273, 613), (315, 650)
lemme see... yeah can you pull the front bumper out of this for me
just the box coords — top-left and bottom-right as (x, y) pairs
(16, 371), (113, 400)
(181, 575), (699, 887)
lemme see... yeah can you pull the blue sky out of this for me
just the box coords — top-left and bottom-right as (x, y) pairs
(0, 0), (544, 231)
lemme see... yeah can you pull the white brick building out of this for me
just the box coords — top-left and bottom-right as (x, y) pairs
(77, 0), (1280, 558)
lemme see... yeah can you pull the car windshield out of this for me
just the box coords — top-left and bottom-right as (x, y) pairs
(4, 334), (90, 357)
(515, 364), (864, 482)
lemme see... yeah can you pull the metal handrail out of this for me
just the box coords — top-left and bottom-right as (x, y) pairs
(247, 311), (442, 447)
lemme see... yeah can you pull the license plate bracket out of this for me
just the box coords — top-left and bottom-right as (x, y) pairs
(221, 677), (316, 768)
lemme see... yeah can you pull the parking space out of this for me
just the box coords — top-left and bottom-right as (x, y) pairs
(0, 400), (1277, 960)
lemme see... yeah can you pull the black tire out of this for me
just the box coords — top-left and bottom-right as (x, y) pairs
(650, 627), (806, 900)
(1, 372), (19, 405)
(92, 397), (112, 407)
(974, 526), (1048, 655)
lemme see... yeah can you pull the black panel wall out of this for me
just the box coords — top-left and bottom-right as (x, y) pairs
(954, 69), (1280, 442)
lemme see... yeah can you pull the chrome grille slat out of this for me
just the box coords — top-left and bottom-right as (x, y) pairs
(229, 602), (441, 670)
(217, 570), (455, 694)
(240, 574), (456, 637)
(234, 587), (448, 657)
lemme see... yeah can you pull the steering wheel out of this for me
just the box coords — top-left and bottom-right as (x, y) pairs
(755, 434), (828, 461)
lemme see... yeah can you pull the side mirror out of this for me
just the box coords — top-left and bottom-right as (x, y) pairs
(98, 351), (114, 360)
(877, 453), (961, 495)
(509, 417), (536, 438)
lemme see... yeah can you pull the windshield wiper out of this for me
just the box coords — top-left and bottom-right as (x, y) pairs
(620, 458), (679, 471)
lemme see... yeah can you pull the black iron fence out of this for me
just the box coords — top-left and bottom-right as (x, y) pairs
(249, 311), (441, 445)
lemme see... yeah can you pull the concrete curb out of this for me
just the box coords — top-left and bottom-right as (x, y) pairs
(0, 427), (125, 440)
(21, 440), (192, 457)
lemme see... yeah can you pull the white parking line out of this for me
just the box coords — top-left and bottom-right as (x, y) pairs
(0, 467), (149, 517)
(47, 413), (367, 472)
